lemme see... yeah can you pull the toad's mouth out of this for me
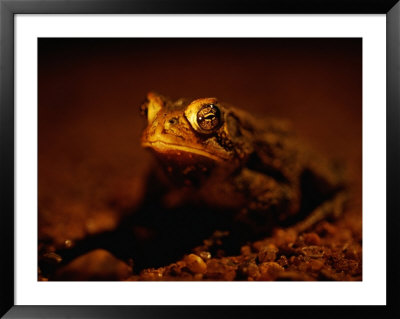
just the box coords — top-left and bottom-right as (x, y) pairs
(142, 140), (228, 162)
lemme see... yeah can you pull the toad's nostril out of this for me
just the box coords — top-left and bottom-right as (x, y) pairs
(168, 117), (179, 125)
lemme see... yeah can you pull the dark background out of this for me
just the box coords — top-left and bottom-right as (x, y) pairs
(38, 38), (362, 250)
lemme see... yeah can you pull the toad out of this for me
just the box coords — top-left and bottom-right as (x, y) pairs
(140, 92), (347, 236)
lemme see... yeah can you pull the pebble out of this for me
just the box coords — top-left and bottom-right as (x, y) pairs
(273, 228), (297, 246)
(257, 244), (278, 263)
(301, 246), (325, 258)
(258, 262), (284, 280)
(309, 259), (324, 272)
(64, 239), (73, 249)
(303, 233), (321, 245)
(343, 245), (360, 260)
(184, 254), (207, 274)
(238, 262), (260, 280)
(277, 255), (289, 268)
(206, 259), (236, 281)
(140, 268), (164, 281)
(54, 249), (132, 281)
(199, 251), (212, 261)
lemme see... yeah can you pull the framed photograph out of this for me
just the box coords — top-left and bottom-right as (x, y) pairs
(1, 0), (399, 318)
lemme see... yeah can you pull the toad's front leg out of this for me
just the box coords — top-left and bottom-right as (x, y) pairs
(231, 168), (301, 236)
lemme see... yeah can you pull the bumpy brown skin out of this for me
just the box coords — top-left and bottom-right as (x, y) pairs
(141, 92), (345, 232)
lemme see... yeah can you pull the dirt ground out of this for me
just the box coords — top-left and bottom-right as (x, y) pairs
(38, 38), (362, 281)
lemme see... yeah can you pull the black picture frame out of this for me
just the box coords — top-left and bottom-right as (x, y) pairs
(1, 0), (399, 318)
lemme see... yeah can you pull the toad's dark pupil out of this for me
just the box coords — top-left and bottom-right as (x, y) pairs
(197, 104), (221, 131)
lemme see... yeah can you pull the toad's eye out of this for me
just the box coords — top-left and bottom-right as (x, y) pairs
(197, 104), (221, 131)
